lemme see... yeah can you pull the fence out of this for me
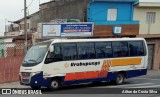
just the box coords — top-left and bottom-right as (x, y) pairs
(0, 42), (28, 83)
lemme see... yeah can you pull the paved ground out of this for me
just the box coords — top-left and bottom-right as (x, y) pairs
(145, 70), (160, 78)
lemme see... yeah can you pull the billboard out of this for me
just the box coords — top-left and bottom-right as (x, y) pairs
(42, 23), (93, 37)
(42, 24), (61, 37)
(61, 24), (93, 37)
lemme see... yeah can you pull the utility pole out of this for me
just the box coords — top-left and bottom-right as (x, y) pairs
(5, 19), (7, 32)
(24, 0), (28, 55)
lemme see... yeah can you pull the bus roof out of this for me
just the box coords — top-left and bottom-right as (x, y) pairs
(47, 38), (145, 44)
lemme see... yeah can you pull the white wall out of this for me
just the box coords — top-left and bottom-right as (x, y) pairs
(134, 7), (160, 34)
(4, 38), (13, 42)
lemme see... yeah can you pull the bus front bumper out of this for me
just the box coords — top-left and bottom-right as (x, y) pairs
(19, 72), (52, 87)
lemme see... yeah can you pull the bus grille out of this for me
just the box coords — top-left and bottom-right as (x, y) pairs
(21, 72), (31, 84)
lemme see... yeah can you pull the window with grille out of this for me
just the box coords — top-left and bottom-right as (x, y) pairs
(146, 12), (156, 24)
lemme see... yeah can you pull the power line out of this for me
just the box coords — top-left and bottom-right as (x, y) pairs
(27, 0), (34, 8)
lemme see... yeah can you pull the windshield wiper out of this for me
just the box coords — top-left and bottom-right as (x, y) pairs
(28, 60), (37, 63)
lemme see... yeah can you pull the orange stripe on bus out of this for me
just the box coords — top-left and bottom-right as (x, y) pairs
(85, 71), (99, 79)
(64, 71), (99, 81)
(65, 73), (77, 81)
(98, 60), (110, 78)
(111, 58), (142, 67)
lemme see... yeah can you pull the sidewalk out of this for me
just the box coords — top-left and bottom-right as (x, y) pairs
(146, 70), (160, 77)
(0, 81), (29, 88)
(0, 70), (159, 88)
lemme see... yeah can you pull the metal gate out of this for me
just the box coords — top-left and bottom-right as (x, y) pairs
(147, 44), (154, 69)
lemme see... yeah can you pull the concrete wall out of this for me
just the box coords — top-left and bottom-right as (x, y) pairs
(39, 0), (92, 22)
(134, 7), (160, 34)
(30, 12), (40, 32)
(19, 19), (30, 31)
(146, 38), (160, 70)
(88, 2), (134, 22)
(4, 31), (20, 36)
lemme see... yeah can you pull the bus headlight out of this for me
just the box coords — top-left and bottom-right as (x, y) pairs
(31, 72), (41, 76)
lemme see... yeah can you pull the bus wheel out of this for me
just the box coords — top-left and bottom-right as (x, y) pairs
(48, 79), (61, 90)
(31, 86), (41, 90)
(115, 73), (125, 85)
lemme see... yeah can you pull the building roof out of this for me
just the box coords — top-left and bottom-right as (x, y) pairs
(136, 2), (160, 7)
(14, 11), (39, 24)
(14, 16), (30, 24)
(0, 36), (14, 39)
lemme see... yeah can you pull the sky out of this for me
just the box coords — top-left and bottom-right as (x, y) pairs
(0, 0), (50, 36)
(0, 0), (160, 36)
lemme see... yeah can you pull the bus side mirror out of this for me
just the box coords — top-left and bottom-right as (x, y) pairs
(49, 46), (54, 52)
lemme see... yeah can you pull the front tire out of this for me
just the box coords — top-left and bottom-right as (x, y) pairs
(48, 79), (61, 91)
(115, 73), (125, 85)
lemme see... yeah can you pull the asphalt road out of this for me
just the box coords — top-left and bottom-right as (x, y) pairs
(1, 75), (160, 97)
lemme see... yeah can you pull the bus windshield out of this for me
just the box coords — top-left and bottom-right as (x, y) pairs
(22, 42), (51, 67)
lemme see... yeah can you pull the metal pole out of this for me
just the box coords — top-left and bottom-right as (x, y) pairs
(5, 19), (6, 32)
(24, 0), (28, 55)
(5, 19), (7, 32)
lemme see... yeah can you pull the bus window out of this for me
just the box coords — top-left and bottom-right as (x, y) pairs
(113, 41), (129, 57)
(77, 43), (96, 59)
(128, 41), (145, 56)
(62, 43), (77, 60)
(45, 44), (62, 63)
(95, 42), (112, 58)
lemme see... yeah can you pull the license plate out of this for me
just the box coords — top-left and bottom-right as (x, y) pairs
(22, 76), (28, 80)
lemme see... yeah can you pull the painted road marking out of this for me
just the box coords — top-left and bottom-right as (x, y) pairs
(91, 83), (154, 88)
(129, 85), (160, 88)
(106, 83), (154, 88)
(132, 78), (160, 81)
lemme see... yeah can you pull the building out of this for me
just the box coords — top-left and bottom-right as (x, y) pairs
(30, 11), (40, 32)
(13, 11), (40, 34)
(0, 35), (32, 58)
(134, 2), (160, 70)
(39, 0), (92, 22)
(0, 37), (13, 43)
(4, 12), (40, 45)
(4, 21), (20, 36)
(9, 0), (158, 70)
(88, 0), (139, 37)
(4, 31), (21, 37)
(14, 16), (31, 33)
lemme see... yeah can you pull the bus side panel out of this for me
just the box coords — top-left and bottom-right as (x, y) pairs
(43, 57), (147, 86)
(125, 69), (147, 79)
(62, 69), (147, 85)
(63, 72), (118, 85)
